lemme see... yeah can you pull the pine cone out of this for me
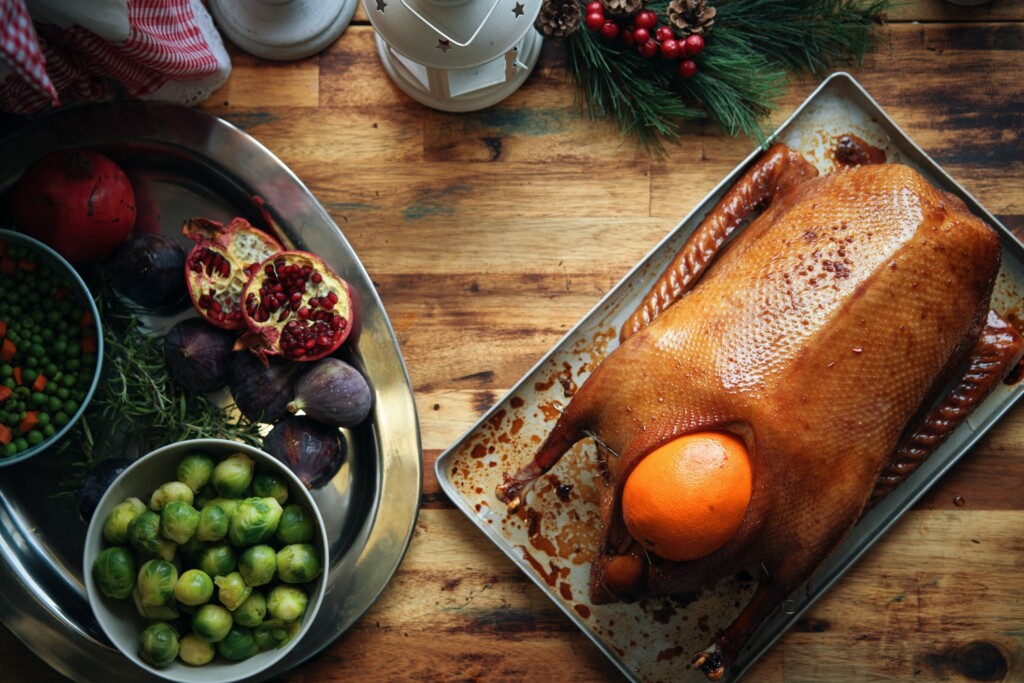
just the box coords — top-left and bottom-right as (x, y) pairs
(667, 0), (716, 36)
(535, 0), (582, 38)
(600, 0), (643, 20)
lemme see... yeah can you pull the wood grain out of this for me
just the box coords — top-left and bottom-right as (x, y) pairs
(1, 3), (1022, 682)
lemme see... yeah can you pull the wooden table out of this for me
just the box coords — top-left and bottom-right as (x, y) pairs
(2, 1), (1022, 680)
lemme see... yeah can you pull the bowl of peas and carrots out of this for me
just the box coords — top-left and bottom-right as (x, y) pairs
(0, 229), (103, 466)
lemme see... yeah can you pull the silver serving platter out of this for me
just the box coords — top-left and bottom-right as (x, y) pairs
(0, 103), (422, 681)
(436, 72), (1024, 682)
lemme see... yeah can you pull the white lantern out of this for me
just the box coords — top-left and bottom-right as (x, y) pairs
(362, 0), (544, 112)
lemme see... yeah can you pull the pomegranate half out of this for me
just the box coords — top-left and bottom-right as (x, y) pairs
(183, 217), (282, 329)
(240, 251), (354, 362)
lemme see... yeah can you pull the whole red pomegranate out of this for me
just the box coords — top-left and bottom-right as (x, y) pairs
(12, 149), (136, 265)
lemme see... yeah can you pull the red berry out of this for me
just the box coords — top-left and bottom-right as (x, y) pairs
(684, 34), (705, 56)
(634, 10), (657, 29)
(620, 27), (636, 46)
(586, 1), (603, 13)
(655, 26), (674, 42)
(632, 26), (649, 43)
(678, 59), (698, 79)
(599, 20), (620, 40)
(638, 39), (658, 59)
(585, 11), (605, 30)
(660, 38), (680, 59)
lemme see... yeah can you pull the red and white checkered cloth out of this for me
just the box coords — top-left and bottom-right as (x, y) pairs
(0, 0), (224, 113)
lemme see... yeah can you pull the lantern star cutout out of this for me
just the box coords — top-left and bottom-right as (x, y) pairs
(376, 0), (387, 10)
(437, 39), (451, 53)
(512, 1), (524, 16)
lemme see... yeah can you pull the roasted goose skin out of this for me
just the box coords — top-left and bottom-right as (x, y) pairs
(499, 150), (1023, 679)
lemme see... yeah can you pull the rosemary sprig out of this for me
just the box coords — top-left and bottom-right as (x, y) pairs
(563, 0), (890, 155)
(83, 312), (264, 461)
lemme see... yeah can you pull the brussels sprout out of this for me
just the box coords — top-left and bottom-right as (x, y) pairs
(195, 504), (229, 542)
(92, 546), (136, 599)
(253, 618), (297, 651)
(177, 452), (216, 492)
(149, 481), (194, 512)
(229, 497), (283, 547)
(211, 453), (254, 498)
(128, 510), (176, 561)
(238, 544), (277, 587)
(138, 622), (179, 668)
(251, 472), (289, 505)
(160, 500), (199, 545)
(276, 503), (315, 545)
(276, 544), (322, 584)
(133, 586), (180, 621)
(217, 625), (259, 661)
(214, 571), (252, 611)
(204, 497), (241, 519)
(137, 559), (178, 607)
(267, 584), (309, 622)
(174, 568), (214, 606)
(102, 497), (146, 544)
(233, 591), (267, 628)
(191, 603), (233, 643)
(178, 632), (215, 666)
(196, 543), (237, 578)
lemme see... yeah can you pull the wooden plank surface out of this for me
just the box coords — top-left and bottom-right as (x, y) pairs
(2, 2), (1023, 682)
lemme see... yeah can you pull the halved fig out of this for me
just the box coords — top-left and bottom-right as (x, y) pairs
(183, 217), (283, 329)
(240, 251), (354, 362)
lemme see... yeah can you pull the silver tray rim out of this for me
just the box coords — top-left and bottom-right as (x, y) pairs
(0, 102), (423, 681)
(434, 71), (1024, 682)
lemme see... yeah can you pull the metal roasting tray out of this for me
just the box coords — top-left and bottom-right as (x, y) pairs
(0, 103), (422, 681)
(435, 72), (1024, 682)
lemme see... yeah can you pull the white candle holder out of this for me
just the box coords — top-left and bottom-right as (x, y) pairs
(363, 0), (543, 112)
(210, 0), (357, 61)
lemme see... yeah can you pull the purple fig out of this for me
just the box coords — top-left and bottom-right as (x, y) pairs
(228, 352), (300, 423)
(164, 318), (235, 393)
(112, 234), (187, 308)
(287, 358), (373, 428)
(263, 416), (345, 489)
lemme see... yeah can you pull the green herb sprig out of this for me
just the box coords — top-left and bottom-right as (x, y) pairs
(563, 0), (890, 155)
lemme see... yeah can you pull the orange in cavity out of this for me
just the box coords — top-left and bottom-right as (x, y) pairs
(622, 431), (752, 562)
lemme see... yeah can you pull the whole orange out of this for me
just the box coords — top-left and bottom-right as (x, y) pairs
(622, 431), (752, 562)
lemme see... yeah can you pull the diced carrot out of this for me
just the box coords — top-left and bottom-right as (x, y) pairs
(30, 374), (46, 393)
(0, 338), (14, 362)
(81, 335), (98, 354)
(0, 424), (11, 445)
(80, 311), (95, 328)
(0, 320), (6, 337)
(52, 287), (70, 301)
(0, 257), (15, 276)
(17, 259), (38, 272)
(12, 367), (21, 386)
(18, 411), (38, 433)
(0, 386), (11, 403)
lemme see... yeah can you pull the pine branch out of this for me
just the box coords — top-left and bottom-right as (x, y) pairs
(559, 0), (890, 153)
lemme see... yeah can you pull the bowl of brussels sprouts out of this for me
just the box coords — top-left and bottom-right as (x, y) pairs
(83, 438), (329, 682)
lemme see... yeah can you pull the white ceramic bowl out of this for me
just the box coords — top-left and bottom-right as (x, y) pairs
(83, 439), (329, 683)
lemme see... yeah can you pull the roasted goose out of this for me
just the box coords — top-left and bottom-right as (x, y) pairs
(498, 142), (1023, 680)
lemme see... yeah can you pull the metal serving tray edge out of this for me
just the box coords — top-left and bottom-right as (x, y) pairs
(0, 103), (422, 682)
(434, 72), (1024, 682)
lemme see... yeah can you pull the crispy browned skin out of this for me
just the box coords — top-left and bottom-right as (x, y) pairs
(499, 154), (1021, 678)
